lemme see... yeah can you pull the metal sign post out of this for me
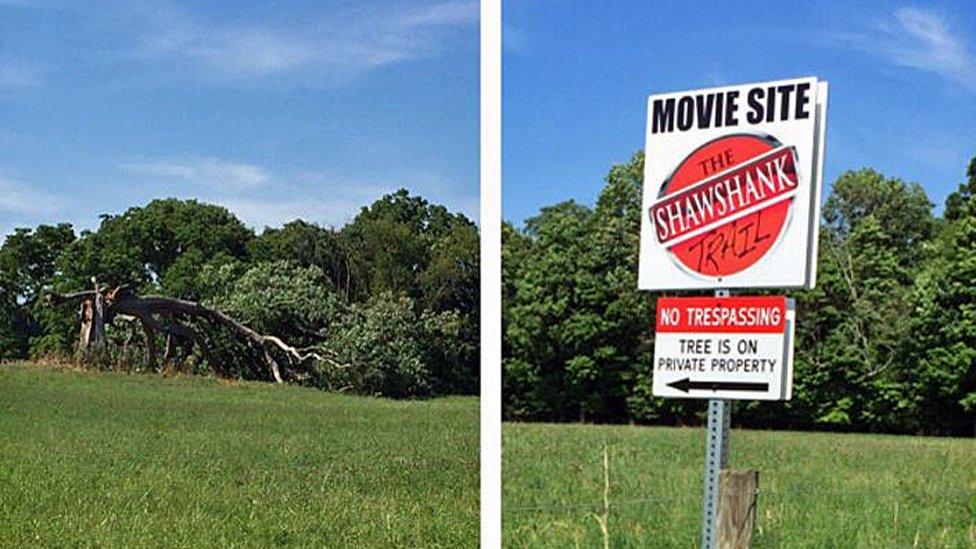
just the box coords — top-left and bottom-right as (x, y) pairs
(701, 289), (731, 549)
(700, 398), (731, 548)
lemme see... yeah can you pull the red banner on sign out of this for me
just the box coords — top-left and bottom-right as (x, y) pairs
(650, 146), (798, 245)
(655, 295), (787, 333)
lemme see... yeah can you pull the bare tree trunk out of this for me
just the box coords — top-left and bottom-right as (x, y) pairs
(76, 283), (107, 363)
(263, 348), (284, 384)
(89, 277), (107, 352)
(141, 319), (157, 370)
(79, 299), (93, 349)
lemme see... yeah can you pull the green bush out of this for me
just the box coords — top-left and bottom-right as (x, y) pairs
(327, 293), (431, 398)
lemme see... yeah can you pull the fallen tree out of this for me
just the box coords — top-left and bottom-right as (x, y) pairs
(47, 278), (344, 383)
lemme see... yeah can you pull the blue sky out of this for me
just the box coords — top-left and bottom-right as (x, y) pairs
(503, 1), (976, 224)
(0, 0), (478, 238)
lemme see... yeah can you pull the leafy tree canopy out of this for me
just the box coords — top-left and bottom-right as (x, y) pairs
(504, 153), (976, 435)
(1, 191), (479, 399)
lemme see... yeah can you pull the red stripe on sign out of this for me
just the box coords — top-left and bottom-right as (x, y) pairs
(655, 295), (787, 333)
(650, 146), (799, 245)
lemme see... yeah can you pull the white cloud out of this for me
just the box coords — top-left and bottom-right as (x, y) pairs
(0, 60), (41, 88)
(0, 163), (475, 240)
(124, 157), (270, 189)
(133, 1), (478, 79)
(217, 197), (365, 231)
(835, 7), (976, 92)
(120, 160), (474, 228)
(219, 185), (476, 232)
(0, 0), (54, 7)
(297, 169), (478, 223)
(0, 176), (62, 216)
(503, 22), (529, 55)
(216, 170), (387, 229)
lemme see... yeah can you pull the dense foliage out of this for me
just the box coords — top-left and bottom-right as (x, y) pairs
(0, 190), (479, 398)
(504, 153), (976, 435)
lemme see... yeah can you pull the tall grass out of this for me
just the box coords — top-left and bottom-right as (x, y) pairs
(0, 363), (478, 546)
(503, 422), (976, 547)
(591, 443), (610, 549)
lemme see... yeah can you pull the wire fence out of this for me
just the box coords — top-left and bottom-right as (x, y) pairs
(503, 435), (976, 517)
(504, 488), (976, 515)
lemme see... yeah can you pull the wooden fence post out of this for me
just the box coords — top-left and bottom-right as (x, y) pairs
(717, 469), (759, 548)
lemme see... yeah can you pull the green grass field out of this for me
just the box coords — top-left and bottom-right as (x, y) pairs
(504, 421), (976, 548)
(0, 363), (478, 547)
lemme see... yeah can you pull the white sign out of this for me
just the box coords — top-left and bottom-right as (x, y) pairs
(652, 296), (795, 401)
(638, 77), (829, 290)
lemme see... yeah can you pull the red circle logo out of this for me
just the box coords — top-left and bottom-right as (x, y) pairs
(649, 134), (800, 280)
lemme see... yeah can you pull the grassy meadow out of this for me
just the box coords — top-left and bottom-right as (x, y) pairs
(503, 421), (976, 548)
(0, 363), (478, 547)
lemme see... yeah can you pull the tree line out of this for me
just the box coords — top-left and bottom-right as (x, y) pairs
(504, 153), (976, 436)
(0, 190), (479, 398)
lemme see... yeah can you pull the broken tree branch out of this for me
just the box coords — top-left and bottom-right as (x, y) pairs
(47, 284), (345, 383)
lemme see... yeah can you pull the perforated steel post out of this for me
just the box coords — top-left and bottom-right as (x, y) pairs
(700, 398), (730, 548)
(700, 289), (731, 549)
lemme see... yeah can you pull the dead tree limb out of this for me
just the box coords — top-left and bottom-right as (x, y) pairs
(47, 284), (343, 383)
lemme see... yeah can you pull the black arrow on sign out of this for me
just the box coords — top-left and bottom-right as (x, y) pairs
(667, 378), (768, 393)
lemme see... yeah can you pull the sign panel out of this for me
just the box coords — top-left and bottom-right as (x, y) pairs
(652, 295), (794, 400)
(638, 77), (829, 290)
